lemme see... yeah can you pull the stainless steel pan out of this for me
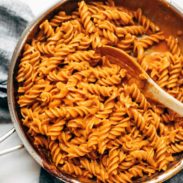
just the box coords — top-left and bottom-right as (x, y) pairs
(1, 0), (182, 182)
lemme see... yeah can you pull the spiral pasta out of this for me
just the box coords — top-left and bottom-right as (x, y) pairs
(134, 8), (160, 32)
(166, 36), (182, 57)
(116, 25), (145, 37)
(40, 20), (54, 38)
(78, 1), (95, 34)
(17, 0), (183, 182)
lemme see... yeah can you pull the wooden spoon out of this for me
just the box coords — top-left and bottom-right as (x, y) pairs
(97, 46), (183, 116)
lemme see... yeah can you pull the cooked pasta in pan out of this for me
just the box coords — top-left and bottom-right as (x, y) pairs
(16, 0), (183, 182)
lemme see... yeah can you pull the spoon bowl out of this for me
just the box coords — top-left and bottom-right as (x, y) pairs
(97, 46), (183, 116)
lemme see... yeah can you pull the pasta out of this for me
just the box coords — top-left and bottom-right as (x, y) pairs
(16, 0), (183, 182)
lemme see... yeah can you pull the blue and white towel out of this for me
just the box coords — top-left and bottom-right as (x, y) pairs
(0, 0), (32, 122)
(0, 0), (182, 182)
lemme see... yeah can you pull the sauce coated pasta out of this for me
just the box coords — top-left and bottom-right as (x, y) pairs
(16, 0), (183, 182)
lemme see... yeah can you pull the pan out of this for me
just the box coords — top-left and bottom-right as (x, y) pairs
(0, 0), (182, 182)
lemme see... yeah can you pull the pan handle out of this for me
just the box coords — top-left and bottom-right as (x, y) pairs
(0, 128), (24, 156)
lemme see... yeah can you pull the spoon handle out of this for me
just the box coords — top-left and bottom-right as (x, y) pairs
(146, 78), (183, 116)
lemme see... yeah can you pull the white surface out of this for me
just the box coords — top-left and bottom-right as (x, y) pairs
(0, 124), (40, 183)
(21, 0), (60, 16)
(0, 0), (183, 183)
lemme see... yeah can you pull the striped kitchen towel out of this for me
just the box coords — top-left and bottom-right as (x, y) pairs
(0, 0), (33, 122)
